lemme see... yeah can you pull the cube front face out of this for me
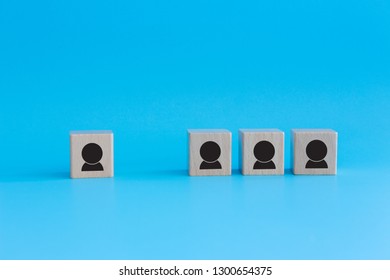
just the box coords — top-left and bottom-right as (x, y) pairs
(188, 130), (231, 176)
(70, 131), (114, 178)
(240, 129), (284, 175)
(293, 129), (337, 175)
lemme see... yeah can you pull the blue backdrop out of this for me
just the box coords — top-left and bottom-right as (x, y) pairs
(0, 0), (390, 259)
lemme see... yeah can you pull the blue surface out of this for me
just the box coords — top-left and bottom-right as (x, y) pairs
(0, 0), (390, 259)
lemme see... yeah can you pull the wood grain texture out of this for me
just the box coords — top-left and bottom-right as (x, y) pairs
(70, 131), (114, 178)
(292, 129), (337, 175)
(239, 129), (284, 175)
(188, 129), (231, 176)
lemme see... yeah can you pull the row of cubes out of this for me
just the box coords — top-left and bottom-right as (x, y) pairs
(188, 129), (337, 176)
(69, 129), (337, 179)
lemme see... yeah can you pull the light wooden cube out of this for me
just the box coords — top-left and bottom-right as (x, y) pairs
(70, 131), (114, 179)
(240, 129), (284, 175)
(292, 129), (338, 175)
(188, 129), (231, 176)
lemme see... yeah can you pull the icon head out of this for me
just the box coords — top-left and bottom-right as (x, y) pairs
(200, 141), (221, 163)
(306, 140), (327, 161)
(82, 143), (103, 164)
(253, 141), (275, 163)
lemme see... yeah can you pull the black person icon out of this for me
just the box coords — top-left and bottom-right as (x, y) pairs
(305, 140), (328, 169)
(199, 141), (222, 169)
(253, 141), (276, 169)
(81, 143), (104, 171)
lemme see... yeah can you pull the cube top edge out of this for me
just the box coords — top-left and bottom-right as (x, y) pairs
(187, 129), (231, 134)
(70, 130), (113, 135)
(239, 128), (283, 133)
(291, 129), (337, 134)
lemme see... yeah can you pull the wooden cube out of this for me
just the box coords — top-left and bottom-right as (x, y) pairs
(292, 129), (338, 175)
(240, 129), (284, 175)
(188, 129), (231, 176)
(70, 131), (114, 178)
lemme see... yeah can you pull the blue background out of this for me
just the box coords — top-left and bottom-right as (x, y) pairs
(1, 0), (390, 259)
